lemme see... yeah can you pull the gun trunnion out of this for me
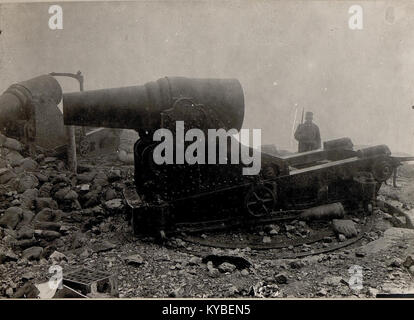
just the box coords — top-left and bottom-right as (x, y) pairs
(62, 77), (413, 236)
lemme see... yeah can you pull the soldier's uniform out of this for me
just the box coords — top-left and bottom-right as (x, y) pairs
(294, 112), (321, 153)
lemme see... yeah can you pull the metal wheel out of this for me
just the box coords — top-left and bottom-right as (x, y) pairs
(245, 185), (276, 218)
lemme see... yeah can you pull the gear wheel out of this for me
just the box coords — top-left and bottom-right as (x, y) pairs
(244, 184), (276, 218)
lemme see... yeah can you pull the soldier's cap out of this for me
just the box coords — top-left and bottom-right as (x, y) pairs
(305, 111), (313, 119)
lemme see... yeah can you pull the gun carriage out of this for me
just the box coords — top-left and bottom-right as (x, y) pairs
(62, 77), (412, 237)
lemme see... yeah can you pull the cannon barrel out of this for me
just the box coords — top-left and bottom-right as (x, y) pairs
(63, 77), (245, 131)
(0, 75), (62, 127)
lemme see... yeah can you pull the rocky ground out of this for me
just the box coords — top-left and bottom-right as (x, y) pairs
(0, 133), (414, 298)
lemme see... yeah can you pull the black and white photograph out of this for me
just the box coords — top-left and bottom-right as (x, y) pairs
(0, 0), (413, 307)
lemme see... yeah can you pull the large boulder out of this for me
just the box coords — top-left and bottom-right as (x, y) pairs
(0, 206), (23, 229)
(332, 219), (358, 238)
(18, 158), (38, 172)
(0, 168), (16, 184)
(14, 173), (39, 193)
(19, 189), (39, 209)
(34, 208), (62, 223)
(5, 150), (24, 167)
(16, 210), (35, 229)
(0, 133), (23, 152)
(22, 246), (43, 260)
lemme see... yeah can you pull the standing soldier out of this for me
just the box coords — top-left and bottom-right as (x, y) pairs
(294, 111), (321, 152)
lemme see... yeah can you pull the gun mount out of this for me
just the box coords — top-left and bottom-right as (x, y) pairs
(63, 77), (414, 237)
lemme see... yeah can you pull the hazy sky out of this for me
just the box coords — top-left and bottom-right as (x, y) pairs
(0, 0), (413, 154)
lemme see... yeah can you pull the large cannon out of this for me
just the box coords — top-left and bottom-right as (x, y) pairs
(0, 75), (66, 150)
(63, 77), (413, 236)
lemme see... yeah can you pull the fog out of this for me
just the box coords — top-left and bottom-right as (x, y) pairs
(0, 1), (413, 154)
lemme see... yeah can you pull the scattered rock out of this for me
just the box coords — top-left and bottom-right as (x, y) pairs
(35, 198), (58, 212)
(126, 254), (144, 266)
(274, 273), (288, 284)
(104, 199), (124, 212)
(35, 230), (61, 241)
(64, 190), (79, 201)
(367, 287), (379, 297)
(332, 219), (358, 238)
(0, 168), (16, 184)
(289, 260), (304, 269)
(0, 134), (23, 151)
(202, 255), (251, 270)
(34, 208), (62, 223)
(49, 251), (68, 264)
(0, 206), (23, 229)
(15, 238), (39, 249)
(316, 288), (327, 297)
(19, 189), (39, 209)
(409, 266), (414, 275)
(22, 272), (35, 281)
(6, 150), (24, 167)
(207, 261), (220, 278)
(18, 158), (38, 171)
(355, 251), (366, 258)
(22, 246), (43, 260)
(105, 188), (117, 201)
(16, 225), (35, 239)
(91, 240), (116, 253)
(15, 173), (39, 193)
(16, 210), (35, 229)
(108, 170), (122, 182)
(390, 258), (403, 268)
(262, 236), (271, 243)
(34, 221), (61, 232)
(241, 269), (250, 276)
(188, 256), (201, 266)
(338, 234), (347, 242)
(218, 262), (237, 273)
(54, 187), (71, 201)
(403, 255), (414, 268)
(13, 282), (40, 298)
(77, 172), (97, 184)
(0, 249), (19, 264)
(71, 232), (88, 249)
(5, 288), (14, 297)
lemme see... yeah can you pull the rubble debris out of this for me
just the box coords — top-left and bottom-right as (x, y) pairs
(91, 240), (116, 253)
(34, 208), (62, 223)
(274, 273), (288, 284)
(202, 255), (251, 270)
(22, 246), (43, 260)
(188, 256), (201, 266)
(104, 199), (124, 212)
(206, 261), (220, 278)
(0, 207), (23, 229)
(262, 236), (271, 243)
(403, 255), (414, 268)
(0, 249), (18, 264)
(125, 254), (144, 266)
(218, 262), (237, 273)
(289, 260), (305, 269)
(13, 282), (40, 298)
(332, 219), (358, 238)
(49, 251), (67, 264)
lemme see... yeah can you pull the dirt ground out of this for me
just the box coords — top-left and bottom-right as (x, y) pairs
(1, 147), (414, 298)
